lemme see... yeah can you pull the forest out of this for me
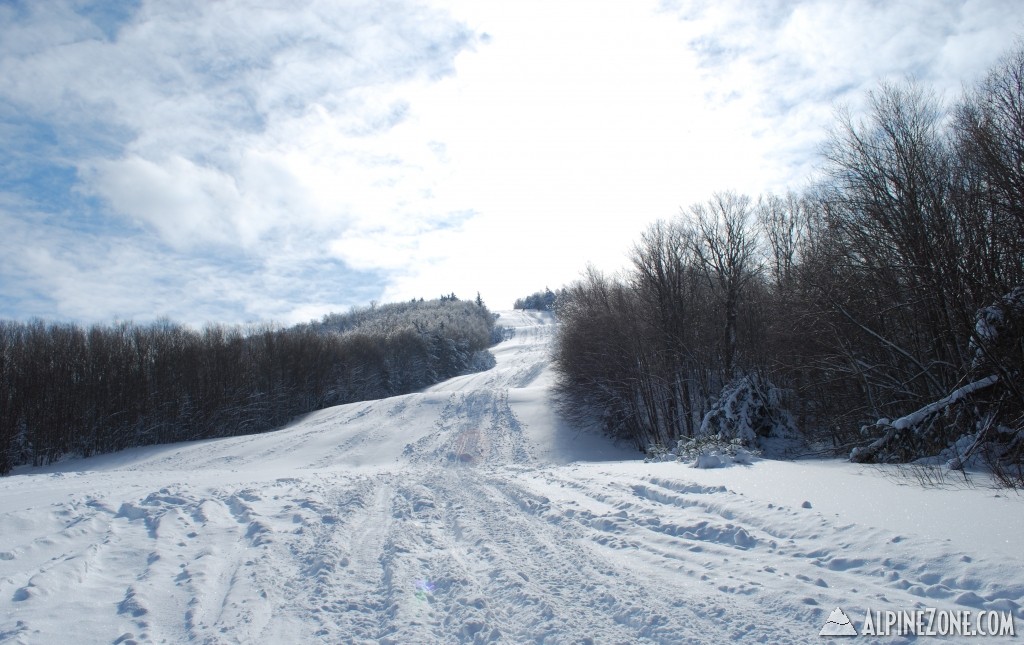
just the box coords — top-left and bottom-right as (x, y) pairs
(0, 297), (498, 474)
(552, 46), (1024, 484)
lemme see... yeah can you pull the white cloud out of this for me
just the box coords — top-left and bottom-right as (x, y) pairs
(83, 155), (242, 249)
(0, 0), (477, 322)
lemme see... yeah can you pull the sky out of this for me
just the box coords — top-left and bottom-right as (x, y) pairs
(0, 0), (1021, 325)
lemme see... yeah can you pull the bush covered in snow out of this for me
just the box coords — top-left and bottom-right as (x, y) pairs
(972, 286), (1024, 373)
(646, 434), (760, 468)
(645, 373), (791, 466)
(698, 374), (801, 456)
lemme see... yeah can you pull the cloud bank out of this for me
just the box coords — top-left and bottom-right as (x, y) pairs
(0, 0), (1020, 323)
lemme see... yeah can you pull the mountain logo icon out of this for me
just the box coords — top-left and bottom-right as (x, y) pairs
(819, 606), (858, 637)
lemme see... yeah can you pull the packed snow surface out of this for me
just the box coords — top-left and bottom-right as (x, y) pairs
(1, 311), (1022, 643)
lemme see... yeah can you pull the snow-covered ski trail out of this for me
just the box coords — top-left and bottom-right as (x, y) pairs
(1, 310), (1022, 643)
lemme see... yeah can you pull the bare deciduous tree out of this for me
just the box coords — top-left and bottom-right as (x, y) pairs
(687, 191), (762, 378)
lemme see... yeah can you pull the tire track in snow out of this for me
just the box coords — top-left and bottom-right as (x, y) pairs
(404, 388), (531, 468)
(511, 467), (1024, 638)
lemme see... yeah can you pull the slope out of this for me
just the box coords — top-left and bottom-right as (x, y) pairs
(0, 310), (1022, 643)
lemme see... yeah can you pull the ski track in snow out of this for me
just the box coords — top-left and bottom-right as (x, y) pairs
(1, 310), (1023, 644)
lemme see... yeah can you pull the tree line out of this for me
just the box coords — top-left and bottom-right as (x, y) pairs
(0, 297), (498, 474)
(553, 46), (1024, 482)
(514, 288), (559, 312)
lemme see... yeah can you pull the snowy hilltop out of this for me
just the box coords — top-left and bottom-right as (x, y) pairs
(0, 310), (1022, 643)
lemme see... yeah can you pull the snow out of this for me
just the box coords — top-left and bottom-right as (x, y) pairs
(1, 310), (1022, 643)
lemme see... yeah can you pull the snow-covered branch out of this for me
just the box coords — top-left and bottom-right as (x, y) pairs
(851, 375), (999, 464)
